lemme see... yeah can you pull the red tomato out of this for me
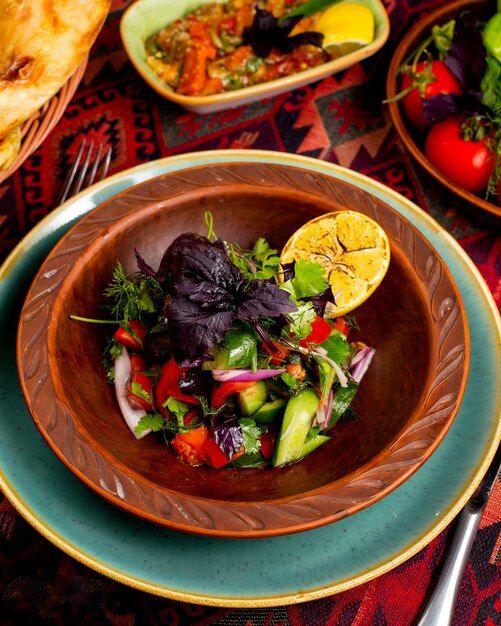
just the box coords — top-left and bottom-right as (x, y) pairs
(333, 316), (349, 336)
(424, 118), (496, 194)
(114, 320), (148, 351)
(203, 438), (231, 468)
(300, 315), (332, 347)
(262, 339), (291, 365)
(497, 177), (501, 206)
(285, 363), (306, 380)
(400, 60), (462, 131)
(211, 380), (255, 409)
(129, 354), (146, 373)
(171, 425), (210, 466)
(155, 358), (199, 413)
(127, 372), (153, 411)
(203, 439), (245, 468)
(259, 431), (276, 461)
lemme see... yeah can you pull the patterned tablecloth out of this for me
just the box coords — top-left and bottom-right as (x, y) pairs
(1, 1), (500, 624)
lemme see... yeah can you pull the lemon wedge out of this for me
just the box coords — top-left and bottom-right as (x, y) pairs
(314, 2), (375, 59)
(280, 211), (390, 317)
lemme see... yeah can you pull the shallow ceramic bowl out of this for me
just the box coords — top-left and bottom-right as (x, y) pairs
(17, 161), (469, 538)
(120, 0), (390, 114)
(386, 0), (501, 225)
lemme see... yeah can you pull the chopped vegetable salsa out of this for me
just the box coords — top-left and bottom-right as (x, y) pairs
(78, 215), (376, 469)
(144, 0), (330, 96)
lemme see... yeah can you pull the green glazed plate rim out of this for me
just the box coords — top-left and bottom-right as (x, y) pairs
(1, 150), (500, 607)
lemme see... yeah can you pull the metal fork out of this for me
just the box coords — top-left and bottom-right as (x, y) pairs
(56, 139), (112, 206)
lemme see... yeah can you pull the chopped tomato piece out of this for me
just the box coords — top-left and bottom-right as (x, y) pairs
(155, 358), (199, 413)
(129, 353), (146, 373)
(204, 439), (245, 468)
(300, 315), (332, 347)
(224, 45), (253, 72)
(333, 316), (349, 336)
(128, 372), (154, 411)
(212, 380), (255, 409)
(183, 409), (199, 426)
(262, 339), (291, 365)
(259, 431), (276, 461)
(128, 372), (153, 411)
(177, 23), (216, 96)
(285, 363), (306, 380)
(114, 320), (147, 351)
(171, 425), (209, 466)
(220, 16), (236, 33)
(204, 438), (231, 468)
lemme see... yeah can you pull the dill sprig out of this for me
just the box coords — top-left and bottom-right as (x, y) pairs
(103, 262), (163, 321)
(103, 262), (143, 321)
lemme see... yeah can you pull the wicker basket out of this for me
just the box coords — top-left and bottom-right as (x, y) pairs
(0, 59), (88, 184)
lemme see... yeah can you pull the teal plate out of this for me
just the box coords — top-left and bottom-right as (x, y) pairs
(1, 151), (500, 607)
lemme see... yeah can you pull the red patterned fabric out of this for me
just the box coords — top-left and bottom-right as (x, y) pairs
(1, 1), (500, 624)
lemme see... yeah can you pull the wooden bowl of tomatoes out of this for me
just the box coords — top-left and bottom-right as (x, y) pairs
(386, 0), (501, 224)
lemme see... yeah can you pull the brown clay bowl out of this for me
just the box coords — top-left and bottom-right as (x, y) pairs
(16, 161), (469, 538)
(386, 0), (501, 225)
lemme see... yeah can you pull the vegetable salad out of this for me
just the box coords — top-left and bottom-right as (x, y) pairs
(145, 0), (330, 96)
(90, 217), (375, 469)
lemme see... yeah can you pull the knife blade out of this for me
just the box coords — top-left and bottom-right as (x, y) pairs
(414, 442), (501, 626)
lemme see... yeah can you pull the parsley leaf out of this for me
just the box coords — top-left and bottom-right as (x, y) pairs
(251, 238), (281, 279)
(130, 382), (152, 404)
(240, 418), (261, 454)
(321, 331), (350, 364)
(135, 413), (165, 435)
(287, 300), (317, 339)
(290, 258), (329, 298)
(227, 237), (281, 280)
(165, 397), (189, 418)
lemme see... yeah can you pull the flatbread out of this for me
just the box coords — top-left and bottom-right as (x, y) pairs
(0, 0), (110, 138)
(0, 125), (21, 172)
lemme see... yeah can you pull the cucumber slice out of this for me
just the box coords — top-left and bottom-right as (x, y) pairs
(238, 380), (268, 416)
(253, 398), (287, 424)
(273, 389), (320, 467)
(299, 434), (330, 459)
(229, 452), (267, 468)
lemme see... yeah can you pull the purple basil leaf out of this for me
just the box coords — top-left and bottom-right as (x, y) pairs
(156, 233), (227, 284)
(237, 280), (297, 321)
(165, 235), (242, 309)
(161, 233), (295, 363)
(445, 15), (487, 92)
(308, 286), (335, 316)
(281, 261), (295, 282)
(243, 8), (322, 58)
(213, 414), (243, 458)
(423, 92), (463, 122)
(134, 248), (157, 277)
(283, 31), (324, 53)
(166, 297), (235, 365)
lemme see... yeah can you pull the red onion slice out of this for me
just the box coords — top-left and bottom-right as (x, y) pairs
(114, 346), (151, 440)
(350, 346), (375, 383)
(212, 368), (286, 382)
